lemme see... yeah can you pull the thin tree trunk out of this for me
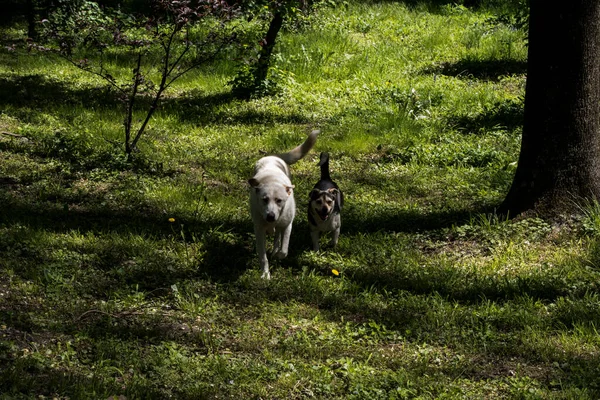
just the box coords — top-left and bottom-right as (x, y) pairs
(253, 11), (284, 88)
(124, 54), (143, 157)
(26, 0), (37, 39)
(499, 0), (600, 216)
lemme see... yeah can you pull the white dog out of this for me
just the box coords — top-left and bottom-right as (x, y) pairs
(249, 130), (319, 279)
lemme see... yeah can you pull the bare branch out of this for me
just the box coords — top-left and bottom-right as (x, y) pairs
(125, 53), (143, 154)
(37, 0), (241, 158)
(59, 53), (127, 95)
(1, 131), (27, 139)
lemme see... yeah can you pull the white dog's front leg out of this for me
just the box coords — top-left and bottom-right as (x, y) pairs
(271, 230), (282, 258)
(255, 229), (270, 279)
(311, 230), (320, 251)
(275, 224), (292, 259)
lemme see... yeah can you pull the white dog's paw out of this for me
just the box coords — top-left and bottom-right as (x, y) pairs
(274, 250), (288, 259)
(261, 270), (271, 280)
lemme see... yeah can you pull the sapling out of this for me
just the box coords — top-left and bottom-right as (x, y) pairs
(231, 0), (321, 98)
(39, 0), (240, 160)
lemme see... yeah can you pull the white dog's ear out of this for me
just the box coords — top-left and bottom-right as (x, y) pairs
(285, 185), (295, 195)
(248, 178), (260, 188)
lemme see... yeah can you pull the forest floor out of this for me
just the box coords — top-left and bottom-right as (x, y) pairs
(2, 1), (600, 398)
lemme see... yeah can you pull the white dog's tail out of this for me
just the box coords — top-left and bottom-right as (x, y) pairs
(277, 130), (319, 165)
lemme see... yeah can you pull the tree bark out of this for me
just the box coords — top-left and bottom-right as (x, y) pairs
(253, 11), (284, 88)
(499, 0), (600, 216)
(26, 0), (37, 39)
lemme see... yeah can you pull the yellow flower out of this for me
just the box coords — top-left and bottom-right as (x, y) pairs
(331, 269), (340, 276)
(168, 218), (175, 223)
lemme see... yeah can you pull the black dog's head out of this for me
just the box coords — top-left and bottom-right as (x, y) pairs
(309, 188), (339, 221)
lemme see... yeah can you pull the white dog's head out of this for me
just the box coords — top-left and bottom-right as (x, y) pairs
(249, 179), (294, 223)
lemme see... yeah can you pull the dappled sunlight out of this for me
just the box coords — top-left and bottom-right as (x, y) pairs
(2, 0), (600, 398)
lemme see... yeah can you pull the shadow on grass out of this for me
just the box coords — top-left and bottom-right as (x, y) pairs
(0, 360), (140, 399)
(261, 252), (586, 318)
(1, 173), (588, 308)
(0, 195), (253, 285)
(426, 59), (527, 81)
(447, 98), (524, 134)
(366, 0), (483, 10)
(345, 260), (581, 306)
(0, 74), (121, 111)
(0, 73), (311, 128)
(343, 206), (486, 234)
(236, 244), (600, 393)
(3, 188), (600, 396)
(164, 90), (310, 126)
(0, 178), (498, 298)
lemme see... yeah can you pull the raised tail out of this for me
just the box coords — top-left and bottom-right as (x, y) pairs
(318, 152), (331, 181)
(277, 130), (319, 165)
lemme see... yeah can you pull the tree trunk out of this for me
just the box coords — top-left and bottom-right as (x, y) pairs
(498, 0), (600, 216)
(26, 0), (37, 39)
(253, 11), (284, 88)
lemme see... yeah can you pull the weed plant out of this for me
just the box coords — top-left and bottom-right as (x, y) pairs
(1, 1), (600, 399)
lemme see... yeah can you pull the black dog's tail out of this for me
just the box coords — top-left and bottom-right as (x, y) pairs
(318, 152), (331, 181)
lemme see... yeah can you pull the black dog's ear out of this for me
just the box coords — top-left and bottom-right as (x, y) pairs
(336, 190), (343, 210)
(309, 189), (321, 200)
(248, 178), (260, 188)
(327, 187), (342, 210)
(326, 187), (342, 210)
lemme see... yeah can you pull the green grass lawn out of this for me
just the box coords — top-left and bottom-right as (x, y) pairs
(2, 1), (600, 399)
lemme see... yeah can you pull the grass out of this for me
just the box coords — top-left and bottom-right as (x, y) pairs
(2, 1), (600, 398)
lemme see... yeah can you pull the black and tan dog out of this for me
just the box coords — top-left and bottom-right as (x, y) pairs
(308, 152), (344, 251)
